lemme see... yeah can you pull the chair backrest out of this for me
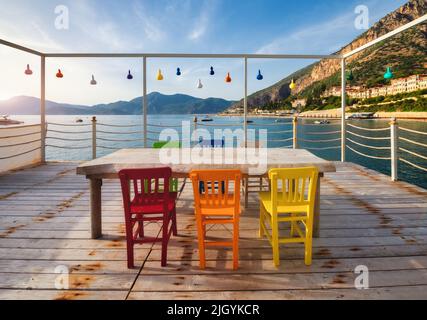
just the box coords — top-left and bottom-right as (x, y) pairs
(152, 141), (182, 148)
(268, 167), (318, 209)
(119, 167), (172, 214)
(189, 169), (241, 213)
(198, 138), (225, 148)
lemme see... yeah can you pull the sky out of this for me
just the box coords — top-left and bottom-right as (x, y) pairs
(0, 0), (408, 105)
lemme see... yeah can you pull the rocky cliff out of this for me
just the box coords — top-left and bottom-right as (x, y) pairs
(230, 0), (427, 111)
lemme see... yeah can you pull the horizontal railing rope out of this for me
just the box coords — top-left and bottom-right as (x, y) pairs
(47, 122), (91, 127)
(299, 137), (341, 143)
(97, 122), (141, 128)
(346, 145), (391, 160)
(250, 122), (292, 127)
(0, 138), (41, 148)
(97, 129), (142, 135)
(46, 136), (91, 142)
(347, 123), (390, 132)
(48, 129), (91, 134)
(148, 123), (184, 128)
(0, 131), (42, 139)
(0, 146), (41, 160)
(304, 130), (341, 135)
(399, 126), (427, 136)
(305, 145), (341, 151)
(399, 157), (427, 172)
(347, 130), (390, 140)
(97, 137), (144, 142)
(399, 147), (427, 161)
(301, 123), (340, 127)
(97, 145), (122, 150)
(197, 122), (242, 127)
(398, 137), (427, 148)
(346, 137), (390, 150)
(269, 137), (293, 143)
(46, 144), (91, 149)
(267, 130), (293, 134)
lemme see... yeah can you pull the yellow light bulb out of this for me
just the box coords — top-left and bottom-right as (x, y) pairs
(157, 69), (164, 81)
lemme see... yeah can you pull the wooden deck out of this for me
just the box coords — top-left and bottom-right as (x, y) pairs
(0, 162), (426, 300)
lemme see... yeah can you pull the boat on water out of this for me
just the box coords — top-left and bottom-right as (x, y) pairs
(201, 115), (213, 122)
(75, 118), (84, 123)
(0, 115), (23, 125)
(314, 120), (330, 124)
(347, 112), (375, 120)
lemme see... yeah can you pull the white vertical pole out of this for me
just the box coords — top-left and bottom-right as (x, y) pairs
(40, 55), (46, 164)
(293, 116), (298, 149)
(244, 57), (248, 148)
(143, 56), (147, 148)
(341, 58), (346, 162)
(390, 117), (398, 181)
(92, 116), (97, 159)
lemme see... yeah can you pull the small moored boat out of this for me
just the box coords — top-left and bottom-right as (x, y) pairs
(0, 115), (23, 125)
(201, 115), (213, 122)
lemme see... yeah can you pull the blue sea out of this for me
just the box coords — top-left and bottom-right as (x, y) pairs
(11, 114), (427, 190)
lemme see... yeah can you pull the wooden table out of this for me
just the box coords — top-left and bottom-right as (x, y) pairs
(77, 148), (336, 239)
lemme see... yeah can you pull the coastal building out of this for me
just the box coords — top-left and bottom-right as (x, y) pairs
(320, 74), (427, 99)
(291, 98), (307, 108)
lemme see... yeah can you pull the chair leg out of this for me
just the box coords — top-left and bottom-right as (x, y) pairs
(259, 204), (265, 239)
(271, 214), (280, 267)
(161, 215), (169, 267)
(305, 226), (313, 266)
(171, 208), (178, 236)
(232, 216), (239, 270)
(127, 242), (135, 269)
(196, 214), (206, 269)
(126, 222), (135, 269)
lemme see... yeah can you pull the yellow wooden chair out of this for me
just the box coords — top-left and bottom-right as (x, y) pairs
(259, 167), (318, 266)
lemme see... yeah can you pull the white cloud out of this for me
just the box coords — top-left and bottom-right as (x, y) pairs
(133, 1), (166, 42)
(187, 0), (215, 41)
(256, 11), (355, 55)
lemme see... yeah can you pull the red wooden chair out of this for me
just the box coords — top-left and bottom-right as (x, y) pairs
(119, 167), (178, 268)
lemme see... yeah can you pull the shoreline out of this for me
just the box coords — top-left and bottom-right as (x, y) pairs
(217, 112), (427, 122)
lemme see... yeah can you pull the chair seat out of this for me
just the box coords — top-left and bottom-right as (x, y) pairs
(131, 193), (177, 214)
(200, 206), (237, 216)
(199, 195), (239, 216)
(259, 191), (309, 214)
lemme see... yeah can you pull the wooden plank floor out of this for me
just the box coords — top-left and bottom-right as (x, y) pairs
(0, 162), (426, 300)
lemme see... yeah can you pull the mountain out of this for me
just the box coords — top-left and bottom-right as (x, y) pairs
(229, 0), (427, 111)
(0, 92), (234, 115)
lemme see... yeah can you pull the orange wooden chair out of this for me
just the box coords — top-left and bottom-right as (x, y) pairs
(189, 169), (242, 270)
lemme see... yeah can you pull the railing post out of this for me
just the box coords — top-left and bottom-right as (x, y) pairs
(40, 55), (46, 164)
(243, 57), (248, 148)
(143, 56), (148, 148)
(92, 116), (97, 160)
(341, 58), (346, 162)
(293, 116), (298, 149)
(390, 117), (398, 181)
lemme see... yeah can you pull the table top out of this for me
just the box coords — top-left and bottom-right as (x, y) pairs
(76, 148), (336, 178)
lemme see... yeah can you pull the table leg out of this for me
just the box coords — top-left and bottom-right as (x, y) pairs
(313, 176), (321, 238)
(90, 178), (103, 239)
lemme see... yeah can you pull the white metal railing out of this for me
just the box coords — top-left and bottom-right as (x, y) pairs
(0, 124), (42, 171)
(38, 116), (427, 182)
(398, 125), (427, 174)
